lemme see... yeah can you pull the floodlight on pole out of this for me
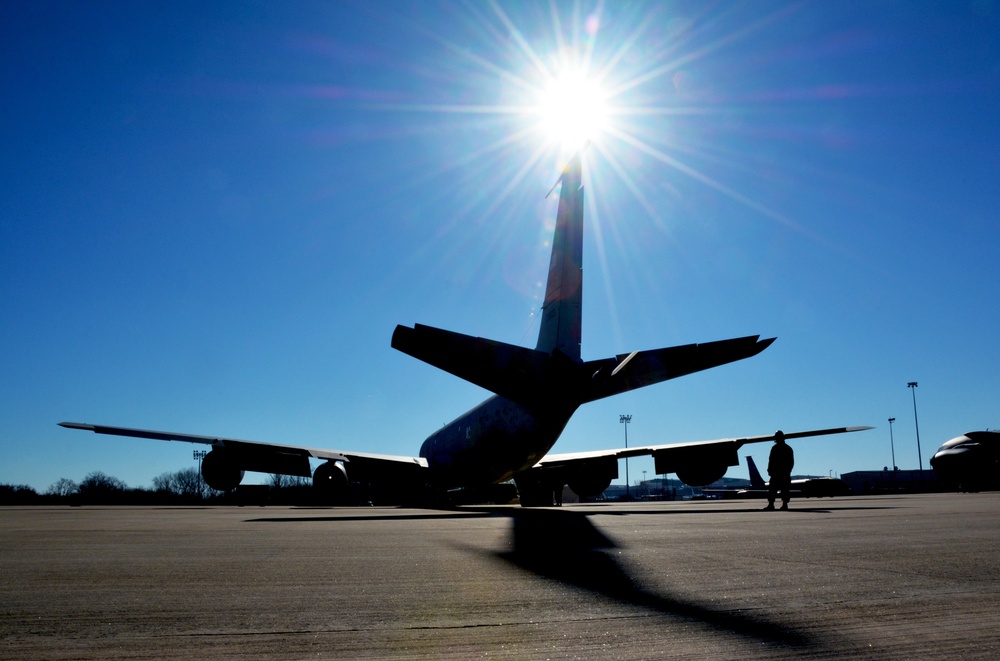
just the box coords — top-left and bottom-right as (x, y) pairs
(620, 414), (631, 500)
(888, 417), (896, 471)
(907, 382), (922, 472)
(193, 450), (207, 489)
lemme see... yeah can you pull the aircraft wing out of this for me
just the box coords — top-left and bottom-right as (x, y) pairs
(534, 426), (872, 485)
(58, 422), (428, 479)
(536, 426), (872, 466)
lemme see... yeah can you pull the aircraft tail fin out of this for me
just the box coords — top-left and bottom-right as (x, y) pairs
(747, 456), (766, 488)
(392, 151), (776, 409)
(535, 153), (583, 362)
(392, 154), (589, 409)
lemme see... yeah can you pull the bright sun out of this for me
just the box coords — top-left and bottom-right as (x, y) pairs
(535, 70), (610, 150)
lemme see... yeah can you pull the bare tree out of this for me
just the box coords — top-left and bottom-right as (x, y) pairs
(152, 472), (174, 492)
(173, 467), (206, 497)
(268, 473), (310, 489)
(0, 483), (38, 504)
(46, 478), (79, 498)
(77, 471), (127, 503)
(153, 468), (213, 499)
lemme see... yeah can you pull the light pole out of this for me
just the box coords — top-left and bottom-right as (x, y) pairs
(888, 417), (896, 471)
(620, 414), (631, 500)
(193, 450), (207, 493)
(907, 382), (922, 472)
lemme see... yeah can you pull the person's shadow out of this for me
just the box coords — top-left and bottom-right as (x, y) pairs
(493, 508), (831, 651)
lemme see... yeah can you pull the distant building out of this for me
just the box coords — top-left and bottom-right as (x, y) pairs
(600, 477), (692, 501)
(703, 476), (752, 489)
(840, 469), (940, 495)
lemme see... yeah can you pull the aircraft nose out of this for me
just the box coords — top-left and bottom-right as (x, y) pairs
(930, 448), (957, 467)
(930, 435), (975, 469)
(929, 445), (974, 478)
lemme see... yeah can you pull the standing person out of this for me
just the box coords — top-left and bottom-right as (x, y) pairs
(764, 431), (794, 511)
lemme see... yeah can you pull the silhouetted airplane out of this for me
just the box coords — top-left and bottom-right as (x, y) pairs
(61, 153), (870, 506)
(703, 456), (851, 499)
(930, 431), (1000, 492)
(745, 456), (851, 497)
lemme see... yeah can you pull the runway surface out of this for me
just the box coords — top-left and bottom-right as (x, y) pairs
(2, 493), (999, 659)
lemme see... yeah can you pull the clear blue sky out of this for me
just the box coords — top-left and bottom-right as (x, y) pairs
(2, 1), (998, 492)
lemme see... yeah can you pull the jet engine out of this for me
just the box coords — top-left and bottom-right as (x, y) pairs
(201, 449), (245, 491)
(655, 444), (738, 487)
(566, 457), (619, 498)
(674, 463), (728, 487)
(313, 460), (349, 503)
(567, 473), (614, 498)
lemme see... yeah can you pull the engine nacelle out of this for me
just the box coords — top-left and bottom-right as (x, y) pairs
(566, 457), (619, 498)
(567, 473), (614, 498)
(675, 463), (728, 487)
(313, 461), (349, 504)
(201, 449), (245, 491)
(656, 444), (738, 487)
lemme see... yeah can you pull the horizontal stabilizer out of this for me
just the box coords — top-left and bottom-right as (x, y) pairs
(391, 324), (581, 407)
(581, 335), (775, 403)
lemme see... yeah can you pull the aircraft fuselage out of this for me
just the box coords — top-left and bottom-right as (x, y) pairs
(419, 395), (577, 489)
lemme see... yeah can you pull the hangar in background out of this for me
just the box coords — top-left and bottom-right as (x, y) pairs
(840, 469), (940, 495)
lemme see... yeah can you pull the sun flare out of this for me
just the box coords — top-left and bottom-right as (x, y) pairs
(535, 70), (610, 151)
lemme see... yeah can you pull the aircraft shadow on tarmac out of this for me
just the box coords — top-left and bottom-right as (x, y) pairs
(590, 505), (899, 516)
(247, 506), (877, 650)
(246, 511), (490, 524)
(245, 501), (897, 524)
(487, 509), (837, 651)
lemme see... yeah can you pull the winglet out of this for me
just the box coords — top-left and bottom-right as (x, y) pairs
(59, 422), (94, 431)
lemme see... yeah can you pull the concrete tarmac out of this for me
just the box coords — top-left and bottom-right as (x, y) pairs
(2, 493), (999, 659)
